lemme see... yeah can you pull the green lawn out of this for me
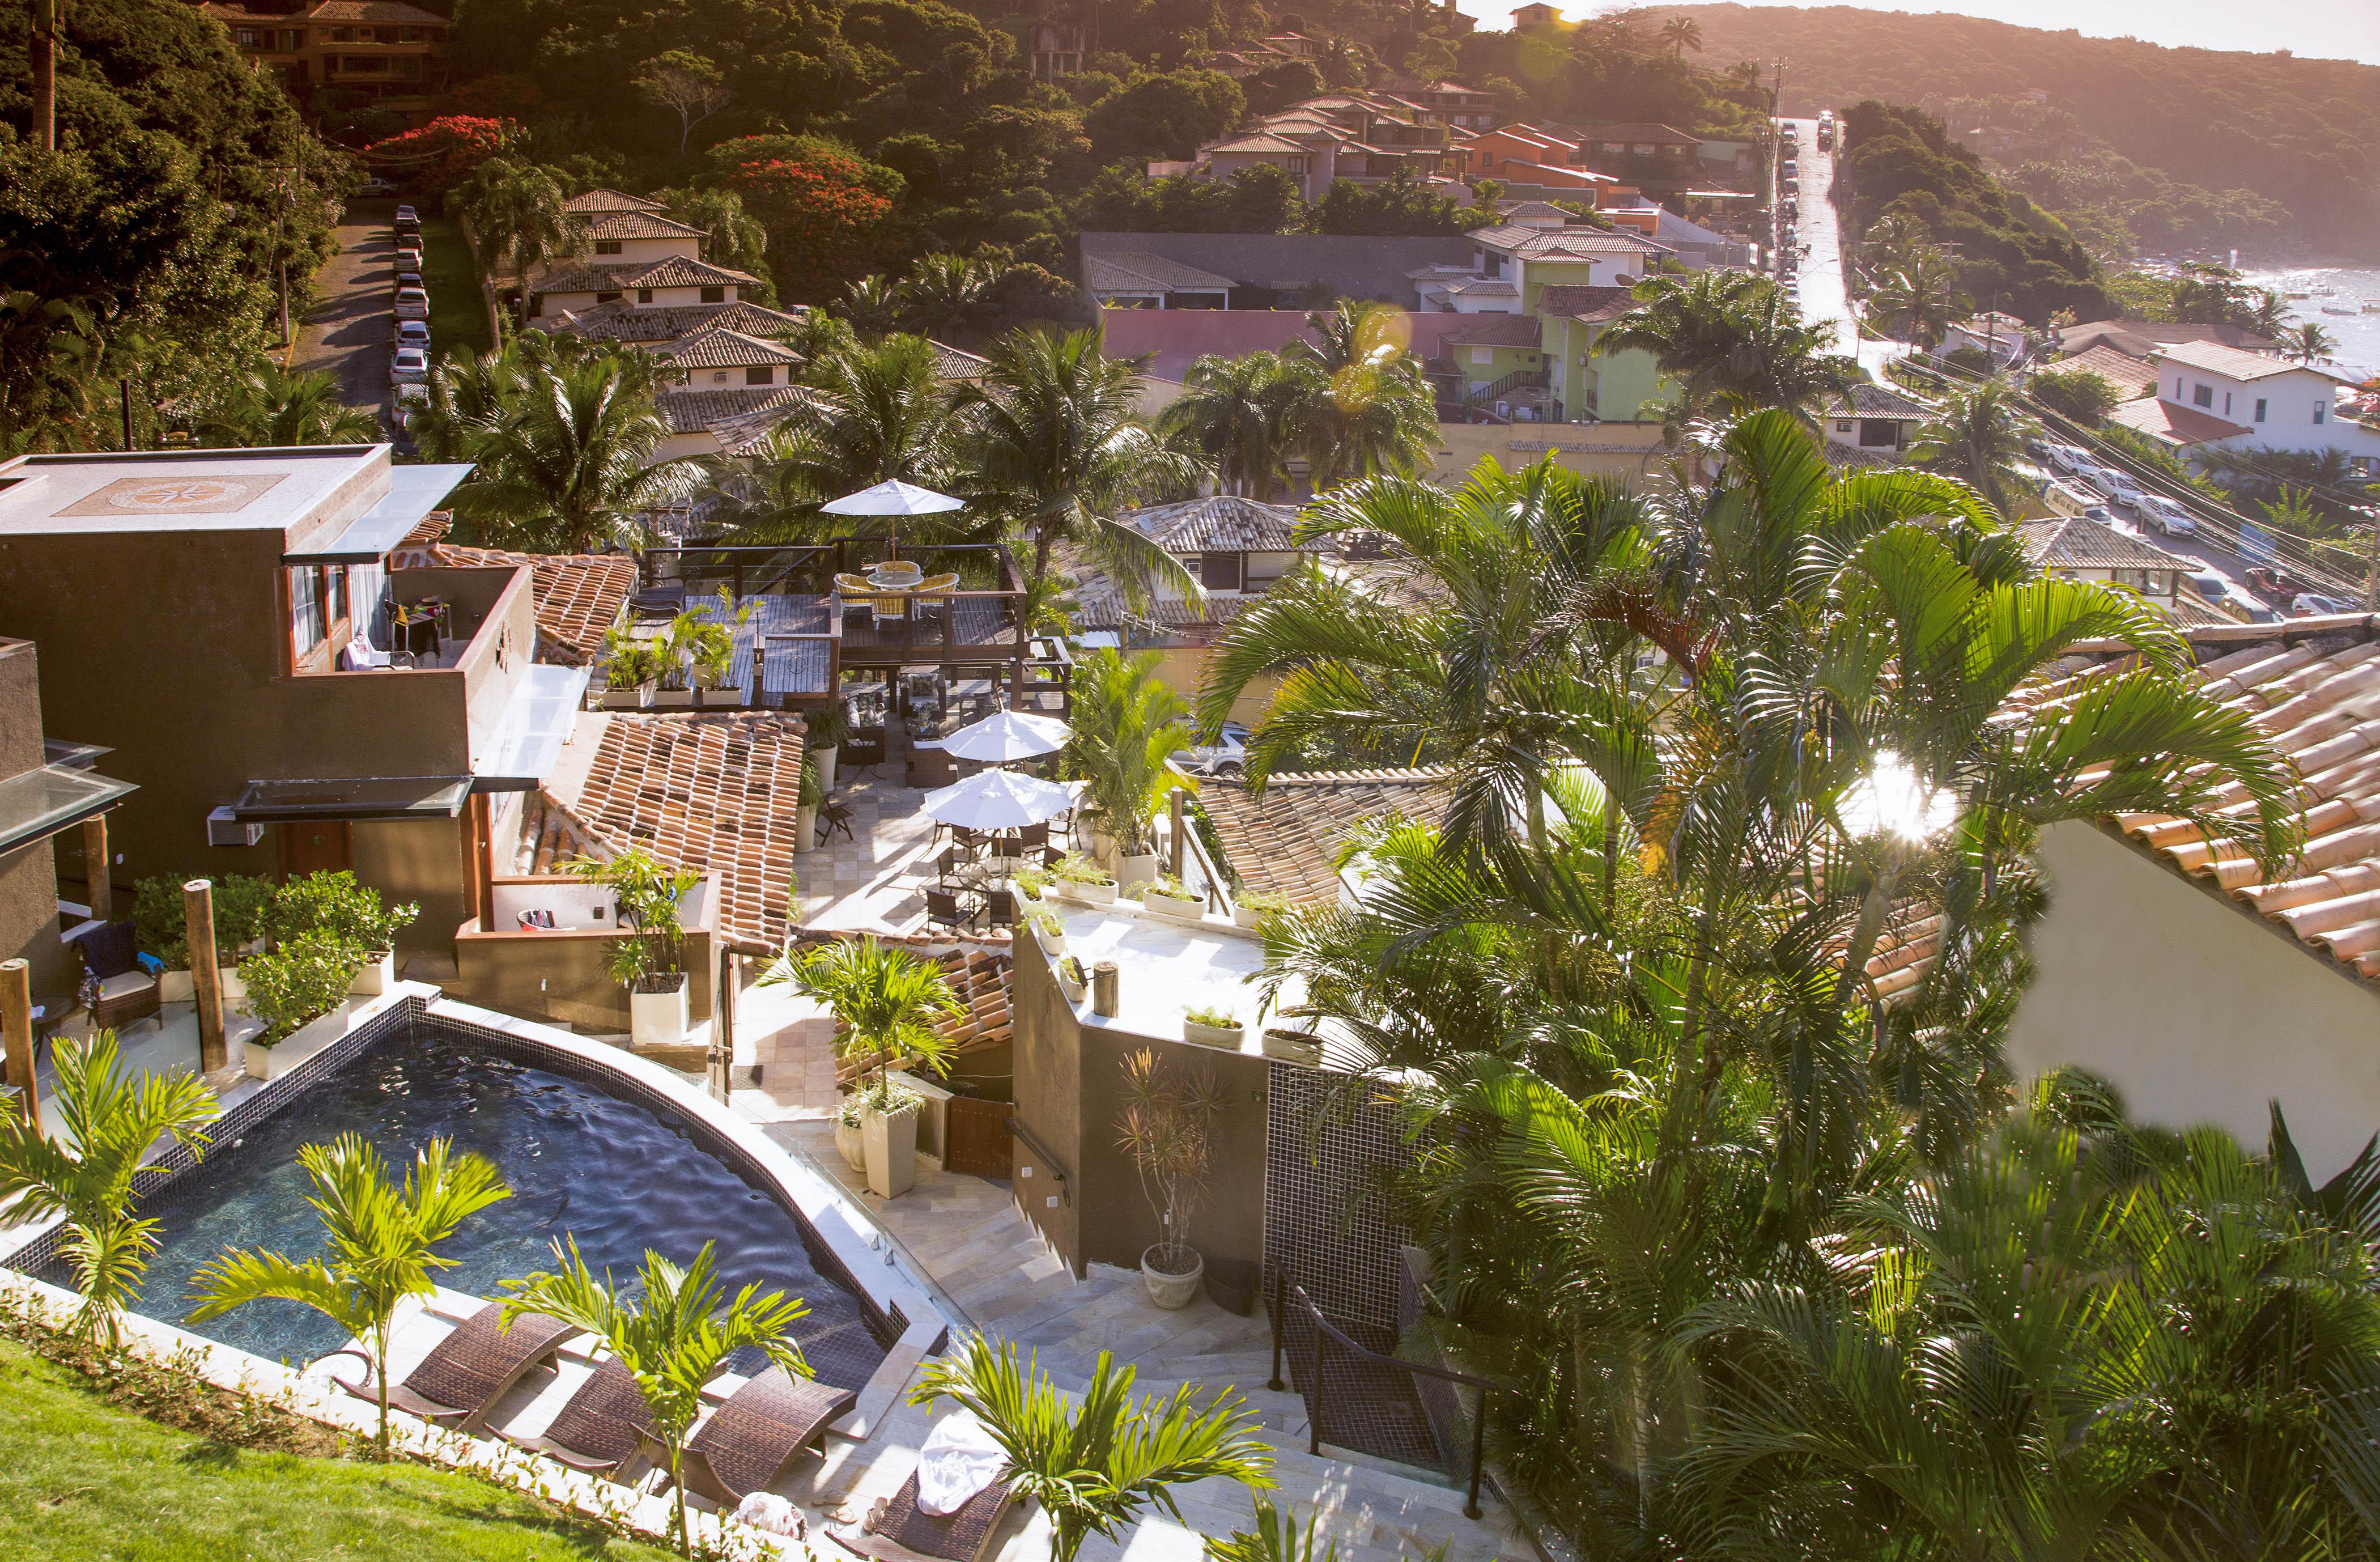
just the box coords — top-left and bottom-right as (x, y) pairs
(0, 1336), (675, 1561)
(419, 214), (496, 356)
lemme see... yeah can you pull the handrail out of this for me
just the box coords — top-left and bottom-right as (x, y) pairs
(1270, 1274), (1489, 1518)
(1004, 1115), (1070, 1206)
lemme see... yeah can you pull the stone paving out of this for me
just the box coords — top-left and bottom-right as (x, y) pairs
(793, 767), (953, 937)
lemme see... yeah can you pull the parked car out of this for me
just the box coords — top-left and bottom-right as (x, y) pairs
(2046, 444), (2094, 477)
(394, 286), (429, 321)
(2092, 467), (2144, 508)
(359, 175), (397, 197)
(393, 203), (418, 224)
(394, 320), (430, 350)
(2136, 494), (2198, 537)
(394, 270), (423, 293)
(2294, 593), (2358, 617)
(2079, 504), (2118, 526)
(1172, 719), (1252, 779)
(2023, 434), (2054, 460)
(390, 346), (428, 384)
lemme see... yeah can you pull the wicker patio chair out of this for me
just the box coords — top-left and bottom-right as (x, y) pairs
(653, 1366), (858, 1508)
(505, 1355), (656, 1476)
(831, 1471), (1022, 1562)
(318, 1302), (581, 1434)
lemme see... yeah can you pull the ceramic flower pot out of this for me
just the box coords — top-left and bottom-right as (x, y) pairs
(1183, 1020), (1246, 1051)
(834, 1115), (866, 1172)
(1141, 1244), (1203, 1310)
(795, 803), (817, 854)
(1057, 878), (1115, 905)
(348, 949), (396, 996)
(1144, 892), (1205, 924)
(861, 1102), (919, 1198)
(630, 977), (689, 1047)
(1261, 1029), (1323, 1067)
(813, 746), (838, 796)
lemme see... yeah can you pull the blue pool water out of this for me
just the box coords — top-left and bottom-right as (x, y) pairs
(105, 1035), (885, 1387)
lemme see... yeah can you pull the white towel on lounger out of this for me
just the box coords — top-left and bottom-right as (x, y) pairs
(916, 1410), (1006, 1516)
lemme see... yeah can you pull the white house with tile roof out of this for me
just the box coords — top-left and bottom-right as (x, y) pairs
(2120, 340), (2380, 473)
(1082, 252), (1238, 310)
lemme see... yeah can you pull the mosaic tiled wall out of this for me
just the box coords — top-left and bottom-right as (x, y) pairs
(1263, 1059), (1412, 1328)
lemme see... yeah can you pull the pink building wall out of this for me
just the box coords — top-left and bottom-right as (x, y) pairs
(1100, 308), (1478, 383)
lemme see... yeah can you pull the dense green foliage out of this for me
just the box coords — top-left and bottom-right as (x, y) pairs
(0, 0), (341, 451)
(1672, 2), (2380, 253)
(1841, 101), (2110, 324)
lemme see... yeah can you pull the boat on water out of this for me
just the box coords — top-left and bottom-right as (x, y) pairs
(2323, 304), (2358, 316)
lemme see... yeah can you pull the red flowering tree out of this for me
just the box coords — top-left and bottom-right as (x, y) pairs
(364, 116), (521, 198)
(723, 153), (898, 302)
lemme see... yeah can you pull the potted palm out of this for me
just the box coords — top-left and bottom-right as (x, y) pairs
(806, 702), (849, 795)
(568, 849), (701, 1046)
(650, 607), (704, 708)
(757, 936), (960, 1198)
(1141, 874), (1206, 924)
(0, 1033), (218, 1346)
(598, 628), (661, 710)
(1114, 1047), (1224, 1309)
(1182, 1005), (1244, 1050)
(1232, 889), (1294, 931)
(1061, 648), (1192, 882)
(238, 929), (366, 1079)
(909, 1336), (1273, 1562)
(189, 1135), (509, 1457)
(688, 591), (753, 709)
(266, 869), (418, 995)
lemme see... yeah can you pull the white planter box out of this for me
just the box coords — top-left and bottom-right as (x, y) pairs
(630, 979), (690, 1047)
(1032, 922), (1068, 961)
(158, 969), (195, 1003)
(794, 804), (817, 855)
(1055, 966), (1087, 1004)
(1261, 1029), (1323, 1066)
(1183, 1020), (1246, 1051)
(1144, 893), (1206, 924)
(649, 687), (696, 709)
(1117, 852), (1159, 889)
(244, 1003), (350, 1081)
(1232, 904), (1282, 931)
(348, 950), (396, 996)
(861, 1104), (919, 1198)
(219, 965), (246, 1003)
(813, 746), (838, 796)
(1055, 878), (1115, 905)
(600, 682), (654, 710)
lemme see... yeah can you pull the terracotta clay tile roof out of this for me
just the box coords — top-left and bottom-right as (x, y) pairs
(1123, 496), (1303, 553)
(427, 545), (636, 665)
(658, 384), (811, 434)
(585, 211), (709, 242)
(2153, 338), (2340, 383)
(1822, 442), (1902, 472)
(400, 512), (450, 547)
(1084, 252), (1240, 295)
(2058, 319), (2280, 355)
(656, 325), (802, 369)
(565, 188), (668, 216)
(305, 0), (445, 20)
(1200, 769), (1453, 905)
(2054, 344), (2160, 396)
(576, 712), (807, 950)
(1467, 224), (1666, 259)
(2105, 394), (2255, 448)
(626, 255), (760, 288)
(1837, 383), (1934, 419)
(930, 340), (991, 381)
(534, 256), (758, 294)
(1435, 313), (1544, 349)
(542, 299), (807, 345)
(1535, 283), (1637, 322)
(2014, 516), (2196, 572)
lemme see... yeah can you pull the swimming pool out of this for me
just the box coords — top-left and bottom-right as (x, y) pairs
(16, 1003), (894, 1390)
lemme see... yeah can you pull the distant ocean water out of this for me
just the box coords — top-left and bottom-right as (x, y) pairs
(2243, 267), (2380, 379)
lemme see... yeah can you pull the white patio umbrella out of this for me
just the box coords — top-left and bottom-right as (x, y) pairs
(940, 709), (1070, 764)
(921, 769), (1074, 831)
(820, 479), (964, 562)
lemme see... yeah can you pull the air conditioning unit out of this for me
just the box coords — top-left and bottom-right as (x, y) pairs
(207, 807), (264, 848)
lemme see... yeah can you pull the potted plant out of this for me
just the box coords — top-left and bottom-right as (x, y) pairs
(1261, 1028), (1323, 1066)
(832, 1095), (867, 1172)
(687, 590), (753, 709)
(793, 756), (824, 856)
(1028, 910), (1068, 960)
(1054, 954), (1087, 1004)
(598, 629), (661, 710)
(135, 872), (274, 1003)
(1114, 1047), (1223, 1309)
(1051, 852), (1116, 905)
(1060, 647), (1192, 880)
(1182, 1005), (1244, 1050)
(239, 929), (364, 1079)
(806, 702), (849, 796)
(757, 936), (960, 1199)
(649, 607), (703, 708)
(568, 849), (701, 1046)
(1232, 889), (1294, 931)
(266, 870), (418, 995)
(1141, 875), (1205, 924)
(1011, 864), (1056, 905)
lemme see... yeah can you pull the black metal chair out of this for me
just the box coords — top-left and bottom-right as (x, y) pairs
(925, 887), (977, 932)
(935, 846), (960, 885)
(1016, 822), (1049, 855)
(818, 800), (855, 844)
(981, 889), (1018, 931)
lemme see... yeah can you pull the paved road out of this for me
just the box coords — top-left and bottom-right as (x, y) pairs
(292, 196), (397, 418)
(1776, 117), (1904, 379)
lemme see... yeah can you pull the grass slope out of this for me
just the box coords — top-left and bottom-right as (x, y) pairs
(0, 1337), (673, 1561)
(420, 215), (496, 357)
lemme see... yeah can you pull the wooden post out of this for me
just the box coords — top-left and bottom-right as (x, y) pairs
(185, 880), (226, 1073)
(1169, 788), (1187, 881)
(1, 958), (37, 1133)
(710, 945), (736, 1103)
(82, 814), (112, 923)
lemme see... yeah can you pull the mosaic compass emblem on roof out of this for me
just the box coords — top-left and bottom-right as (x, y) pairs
(61, 472), (290, 516)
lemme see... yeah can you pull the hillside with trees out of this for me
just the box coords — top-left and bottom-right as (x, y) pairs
(1672, 3), (2380, 256)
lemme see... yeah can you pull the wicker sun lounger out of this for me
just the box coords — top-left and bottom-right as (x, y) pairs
(830, 1471), (1021, 1562)
(655, 1366), (859, 1507)
(320, 1302), (580, 1434)
(507, 1355), (656, 1475)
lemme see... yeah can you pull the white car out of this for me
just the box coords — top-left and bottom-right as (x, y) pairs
(2136, 494), (2197, 537)
(394, 286), (428, 321)
(394, 203), (418, 224)
(2046, 444), (2094, 477)
(390, 346), (428, 384)
(1172, 720), (1252, 779)
(2090, 466), (2142, 508)
(394, 320), (430, 350)
(2295, 593), (2357, 617)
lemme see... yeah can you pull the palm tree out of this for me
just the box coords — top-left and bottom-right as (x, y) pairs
(1063, 647), (1197, 859)
(1659, 15), (1703, 55)
(955, 327), (1202, 608)
(1600, 271), (1859, 428)
(196, 359), (384, 447)
(836, 273), (906, 338)
(1906, 377), (2035, 515)
(503, 1241), (814, 1556)
(1283, 302), (1442, 487)
(464, 162), (580, 330)
(452, 343), (692, 552)
(405, 342), (513, 465)
(189, 1135), (509, 1453)
(1159, 351), (1312, 499)
(2283, 320), (2337, 364)
(897, 254), (1005, 342)
(0, 1033), (217, 1346)
(754, 935), (961, 1105)
(1866, 244), (1968, 352)
(910, 1335), (1275, 1562)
